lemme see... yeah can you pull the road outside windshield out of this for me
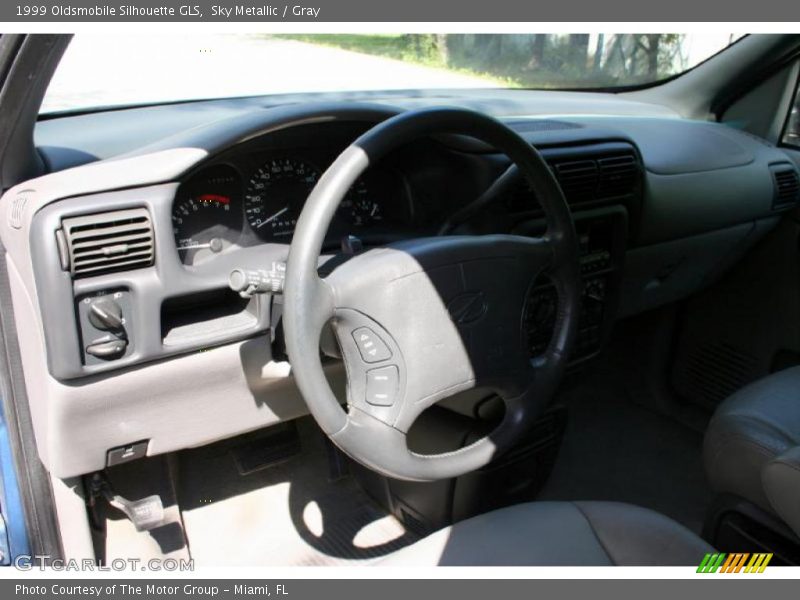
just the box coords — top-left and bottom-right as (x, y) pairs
(41, 34), (743, 113)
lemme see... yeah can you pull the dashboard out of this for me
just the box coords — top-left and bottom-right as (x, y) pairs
(3, 98), (799, 478)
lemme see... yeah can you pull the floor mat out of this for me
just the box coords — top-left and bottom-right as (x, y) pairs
(538, 379), (713, 533)
(176, 418), (421, 566)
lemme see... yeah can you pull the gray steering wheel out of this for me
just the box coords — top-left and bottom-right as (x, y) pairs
(283, 107), (581, 481)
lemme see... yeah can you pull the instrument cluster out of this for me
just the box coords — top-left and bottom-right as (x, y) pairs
(171, 153), (410, 265)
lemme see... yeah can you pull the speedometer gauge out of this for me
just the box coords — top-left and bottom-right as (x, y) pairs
(245, 158), (320, 240)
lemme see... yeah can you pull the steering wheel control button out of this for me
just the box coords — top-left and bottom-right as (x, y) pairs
(351, 327), (392, 363)
(365, 365), (399, 406)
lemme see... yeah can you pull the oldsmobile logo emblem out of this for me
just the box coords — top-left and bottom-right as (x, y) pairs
(447, 291), (488, 325)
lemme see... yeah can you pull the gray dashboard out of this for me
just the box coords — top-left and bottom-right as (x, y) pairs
(35, 93), (796, 249)
(2, 93), (798, 477)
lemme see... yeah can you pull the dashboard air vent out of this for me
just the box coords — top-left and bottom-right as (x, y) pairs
(597, 154), (639, 197)
(553, 160), (598, 203)
(60, 208), (154, 277)
(506, 146), (641, 213)
(771, 166), (800, 210)
(551, 150), (639, 205)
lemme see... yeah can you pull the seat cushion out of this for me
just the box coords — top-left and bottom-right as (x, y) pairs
(762, 446), (800, 538)
(379, 501), (713, 566)
(704, 367), (800, 513)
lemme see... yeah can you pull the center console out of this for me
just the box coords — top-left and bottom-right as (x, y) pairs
(519, 206), (627, 365)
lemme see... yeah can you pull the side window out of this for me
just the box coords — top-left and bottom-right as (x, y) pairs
(784, 76), (800, 148)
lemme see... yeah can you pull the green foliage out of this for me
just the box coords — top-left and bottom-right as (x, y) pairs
(274, 34), (519, 86)
(275, 34), (442, 66)
(272, 34), (703, 89)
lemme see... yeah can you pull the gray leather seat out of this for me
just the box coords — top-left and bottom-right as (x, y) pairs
(380, 501), (713, 566)
(704, 367), (800, 536)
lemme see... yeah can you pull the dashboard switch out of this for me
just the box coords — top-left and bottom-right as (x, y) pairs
(86, 338), (128, 360)
(351, 327), (391, 363)
(88, 298), (125, 331)
(366, 365), (399, 406)
(107, 441), (148, 467)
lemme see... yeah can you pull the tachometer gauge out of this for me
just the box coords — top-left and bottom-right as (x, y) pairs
(245, 158), (320, 240)
(172, 165), (242, 265)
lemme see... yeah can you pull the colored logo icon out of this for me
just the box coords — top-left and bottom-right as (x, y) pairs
(697, 553), (773, 573)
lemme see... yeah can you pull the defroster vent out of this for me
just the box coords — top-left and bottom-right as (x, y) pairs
(58, 208), (154, 277)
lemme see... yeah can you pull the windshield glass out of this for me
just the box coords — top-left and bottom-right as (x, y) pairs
(41, 33), (744, 114)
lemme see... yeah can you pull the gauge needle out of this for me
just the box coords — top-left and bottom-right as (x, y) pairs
(178, 238), (224, 253)
(258, 206), (289, 228)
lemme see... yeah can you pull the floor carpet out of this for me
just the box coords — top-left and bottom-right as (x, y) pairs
(538, 378), (713, 533)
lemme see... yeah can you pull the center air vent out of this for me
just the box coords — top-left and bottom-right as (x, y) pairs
(58, 208), (154, 277)
(597, 154), (639, 197)
(771, 165), (800, 210)
(553, 160), (598, 202)
(506, 147), (641, 213)
(551, 151), (640, 205)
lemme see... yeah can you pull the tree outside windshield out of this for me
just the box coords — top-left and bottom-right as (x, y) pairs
(42, 34), (743, 114)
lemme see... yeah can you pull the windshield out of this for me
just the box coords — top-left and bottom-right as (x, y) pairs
(41, 33), (744, 114)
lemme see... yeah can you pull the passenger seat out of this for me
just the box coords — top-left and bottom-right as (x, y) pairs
(704, 367), (800, 544)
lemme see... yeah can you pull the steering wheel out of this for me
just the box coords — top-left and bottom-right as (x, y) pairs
(283, 107), (581, 482)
